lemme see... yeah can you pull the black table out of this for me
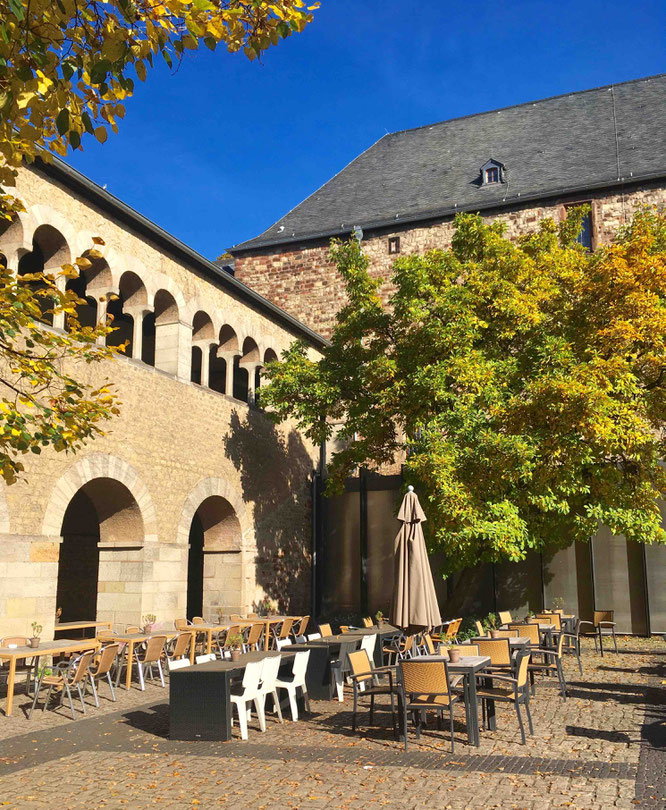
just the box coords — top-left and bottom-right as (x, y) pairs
(170, 651), (294, 741)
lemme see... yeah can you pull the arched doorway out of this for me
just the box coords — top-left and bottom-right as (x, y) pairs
(55, 478), (144, 623)
(186, 495), (242, 619)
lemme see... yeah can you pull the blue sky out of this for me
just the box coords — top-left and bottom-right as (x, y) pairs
(65, 0), (665, 260)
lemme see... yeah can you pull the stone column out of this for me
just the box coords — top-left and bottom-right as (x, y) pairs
(51, 273), (67, 331)
(125, 305), (151, 361)
(246, 362), (262, 406)
(93, 294), (108, 345)
(199, 342), (211, 387)
(218, 351), (239, 397)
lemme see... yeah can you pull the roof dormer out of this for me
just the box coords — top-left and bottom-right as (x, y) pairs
(480, 159), (505, 186)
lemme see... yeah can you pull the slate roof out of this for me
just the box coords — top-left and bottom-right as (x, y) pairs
(232, 74), (666, 253)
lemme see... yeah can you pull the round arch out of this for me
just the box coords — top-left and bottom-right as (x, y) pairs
(41, 453), (158, 541)
(177, 477), (250, 548)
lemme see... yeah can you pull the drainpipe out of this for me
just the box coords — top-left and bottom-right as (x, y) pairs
(311, 436), (326, 618)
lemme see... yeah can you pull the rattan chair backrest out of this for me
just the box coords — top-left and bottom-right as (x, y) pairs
(295, 615), (309, 636)
(498, 611), (512, 625)
(230, 614), (243, 621)
(126, 626), (140, 634)
(340, 626), (350, 633)
(424, 634), (436, 655)
(93, 643), (120, 676)
(474, 620), (485, 636)
(515, 650), (530, 688)
(594, 610), (614, 625)
(69, 650), (96, 686)
(477, 638), (511, 667)
(192, 616), (204, 625)
(403, 634), (414, 654)
(362, 617), (373, 628)
(143, 635), (167, 663)
(348, 649), (373, 683)
(246, 622), (263, 647)
(460, 643), (480, 656)
(537, 612), (561, 630)
(318, 623), (332, 637)
(527, 617), (540, 625)
(1, 636), (28, 646)
(174, 618), (190, 631)
(509, 622), (540, 645)
(279, 618), (294, 640)
(445, 618), (462, 639)
(221, 625), (240, 649)
(172, 632), (193, 659)
(401, 660), (450, 697)
(247, 613), (259, 619)
(493, 629), (519, 638)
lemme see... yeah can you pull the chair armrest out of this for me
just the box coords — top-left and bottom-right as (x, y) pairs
(475, 672), (517, 685)
(598, 621), (616, 627)
(531, 648), (557, 658)
(578, 621), (594, 630)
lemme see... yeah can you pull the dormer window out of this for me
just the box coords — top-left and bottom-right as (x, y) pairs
(479, 159), (505, 186)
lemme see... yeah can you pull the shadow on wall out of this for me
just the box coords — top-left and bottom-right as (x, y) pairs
(223, 409), (315, 614)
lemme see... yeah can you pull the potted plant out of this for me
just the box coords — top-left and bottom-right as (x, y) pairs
(375, 610), (385, 626)
(142, 614), (156, 634)
(551, 596), (564, 615)
(227, 633), (244, 662)
(30, 622), (42, 648)
(486, 613), (499, 638)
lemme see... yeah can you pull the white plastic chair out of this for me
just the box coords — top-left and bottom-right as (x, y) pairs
(306, 633), (321, 641)
(276, 638), (292, 651)
(195, 653), (217, 664)
(168, 658), (191, 671)
(275, 650), (311, 721)
(230, 660), (264, 740)
(258, 655), (283, 724)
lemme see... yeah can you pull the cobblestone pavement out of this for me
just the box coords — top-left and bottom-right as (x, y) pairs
(0, 637), (662, 809)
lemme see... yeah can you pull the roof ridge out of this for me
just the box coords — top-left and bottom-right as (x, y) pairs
(385, 73), (666, 138)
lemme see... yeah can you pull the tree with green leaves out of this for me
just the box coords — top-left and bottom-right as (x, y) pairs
(0, 0), (318, 482)
(261, 207), (666, 572)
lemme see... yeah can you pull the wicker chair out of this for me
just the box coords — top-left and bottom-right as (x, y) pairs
(217, 625), (241, 659)
(245, 622), (264, 652)
(362, 617), (374, 628)
(88, 643), (120, 705)
(498, 611), (513, 625)
(29, 650), (96, 720)
(476, 638), (513, 673)
(474, 620), (485, 637)
(174, 618), (192, 631)
(348, 649), (398, 737)
(579, 610), (618, 656)
(526, 632), (569, 700)
(492, 629), (519, 639)
(475, 649), (533, 744)
(135, 636), (167, 689)
(292, 615), (310, 642)
(167, 631), (193, 665)
(272, 618), (294, 649)
(508, 622), (540, 646)
(399, 659), (462, 752)
(0, 637), (36, 695)
(536, 612), (562, 631)
(318, 623), (333, 637)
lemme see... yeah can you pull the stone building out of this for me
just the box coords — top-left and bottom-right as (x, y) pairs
(0, 157), (325, 640)
(231, 74), (666, 635)
(231, 74), (666, 339)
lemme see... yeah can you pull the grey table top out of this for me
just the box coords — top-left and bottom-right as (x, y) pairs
(173, 650), (296, 674)
(415, 654), (491, 673)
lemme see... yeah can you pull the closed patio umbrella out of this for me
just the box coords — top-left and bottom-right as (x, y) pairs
(390, 486), (442, 631)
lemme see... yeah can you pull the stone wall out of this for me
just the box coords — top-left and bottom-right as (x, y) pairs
(234, 181), (666, 339)
(0, 166), (320, 639)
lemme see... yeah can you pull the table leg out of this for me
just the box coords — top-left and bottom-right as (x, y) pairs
(466, 672), (481, 746)
(5, 657), (16, 716)
(206, 629), (212, 655)
(125, 641), (135, 690)
(189, 633), (196, 665)
(264, 622), (270, 651)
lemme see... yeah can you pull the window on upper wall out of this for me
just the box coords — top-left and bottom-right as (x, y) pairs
(388, 236), (401, 255)
(565, 202), (593, 250)
(485, 166), (499, 184)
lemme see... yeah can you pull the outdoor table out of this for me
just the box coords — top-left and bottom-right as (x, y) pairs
(54, 620), (112, 638)
(417, 654), (491, 747)
(170, 650), (295, 740)
(341, 626), (401, 666)
(0, 637), (100, 716)
(469, 636), (530, 650)
(308, 634), (363, 697)
(98, 630), (192, 689)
